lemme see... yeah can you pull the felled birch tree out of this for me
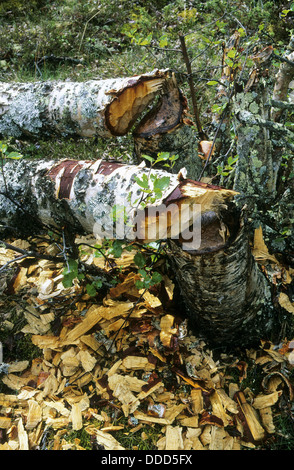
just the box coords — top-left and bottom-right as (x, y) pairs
(0, 69), (201, 178)
(0, 156), (271, 346)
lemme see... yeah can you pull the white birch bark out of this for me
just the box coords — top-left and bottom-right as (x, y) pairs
(0, 158), (236, 243)
(271, 36), (294, 122)
(0, 70), (170, 138)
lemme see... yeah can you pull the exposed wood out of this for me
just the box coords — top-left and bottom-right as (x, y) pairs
(133, 73), (202, 180)
(0, 158), (236, 244)
(0, 70), (183, 139)
(234, 391), (266, 443)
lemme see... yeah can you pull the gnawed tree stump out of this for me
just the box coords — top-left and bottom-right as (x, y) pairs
(0, 158), (271, 346)
(168, 211), (272, 346)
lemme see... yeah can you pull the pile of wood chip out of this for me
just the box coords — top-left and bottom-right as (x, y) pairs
(0, 235), (294, 450)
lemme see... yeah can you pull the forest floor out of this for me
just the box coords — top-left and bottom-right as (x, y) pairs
(1, 232), (294, 451)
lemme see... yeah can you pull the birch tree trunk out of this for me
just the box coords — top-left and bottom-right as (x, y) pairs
(271, 36), (294, 123)
(0, 71), (201, 180)
(0, 157), (271, 346)
(0, 69), (184, 139)
(232, 37), (294, 256)
(0, 158), (235, 240)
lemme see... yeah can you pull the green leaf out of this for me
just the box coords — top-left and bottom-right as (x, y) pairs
(0, 143), (7, 153)
(110, 240), (124, 258)
(134, 252), (146, 268)
(139, 32), (152, 46)
(134, 174), (150, 190)
(142, 154), (155, 163)
(6, 152), (22, 159)
(138, 268), (148, 279)
(153, 176), (170, 192)
(207, 80), (218, 86)
(86, 283), (97, 297)
(156, 152), (171, 162)
(227, 49), (236, 59)
(64, 259), (78, 274)
(159, 35), (169, 48)
(151, 271), (162, 285)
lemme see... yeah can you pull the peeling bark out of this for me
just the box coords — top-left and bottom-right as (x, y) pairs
(0, 69), (185, 139)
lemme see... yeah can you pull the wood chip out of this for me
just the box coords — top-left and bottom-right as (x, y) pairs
(216, 388), (239, 414)
(259, 406), (275, 434)
(17, 418), (29, 450)
(7, 361), (29, 373)
(108, 375), (140, 417)
(235, 391), (265, 442)
(184, 427), (203, 450)
(134, 404), (186, 425)
(210, 390), (231, 426)
(253, 391), (281, 409)
(78, 349), (96, 372)
(26, 399), (42, 430)
(165, 425), (184, 450)
(71, 403), (83, 431)
(122, 356), (155, 371)
(209, 425), (227, 450)
(191, 388), (204, 415)
(0, 417), (12, 429)
(94, 429), (125, 450)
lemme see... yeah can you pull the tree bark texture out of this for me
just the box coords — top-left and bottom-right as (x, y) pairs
(0, 71), (202, 180)
(0, 69), (186, 139)
(231, 43), (294, 250)
(0, 158), (236, 239)
(271, 36), (294, 122)
(0, 158), (271, 346)
(168, 214), (272, 346)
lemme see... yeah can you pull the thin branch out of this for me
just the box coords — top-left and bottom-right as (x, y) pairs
(145, 44), (182, 54)
(179, 33), (207, 140)
(273, 52), (294, 68)
(0, 239), (63, 271)
(78, 9), (101, 53)
(198, 105), (230, 180)
(0, 254), (29, 273)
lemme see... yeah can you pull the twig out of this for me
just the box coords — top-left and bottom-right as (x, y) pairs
(78, 9), (101, 53)
(0, 253), (29, 273)
(198, 105), (230, 180)
(0, 239), (63, 273)
(179, 33), (207, 140)
(273, 52), (294, 68)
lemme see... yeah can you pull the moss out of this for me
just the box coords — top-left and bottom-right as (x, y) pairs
(0, 305), (42, 365)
